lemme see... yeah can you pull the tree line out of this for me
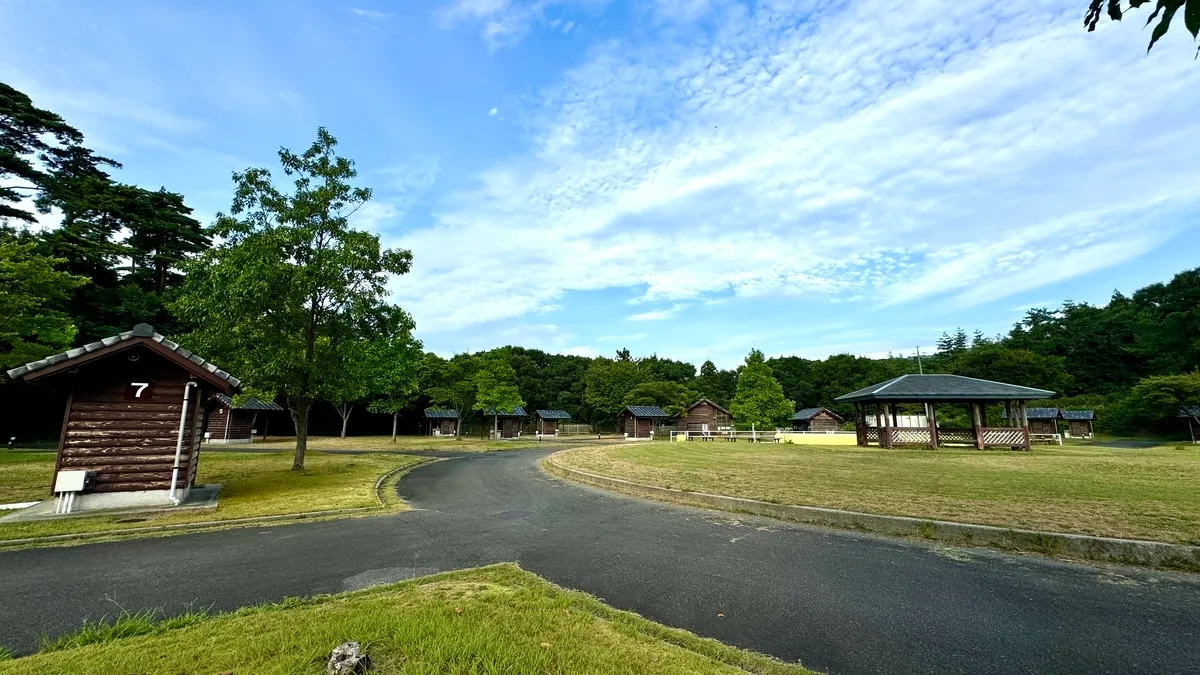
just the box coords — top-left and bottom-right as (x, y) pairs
(4, 79), (1199, 473)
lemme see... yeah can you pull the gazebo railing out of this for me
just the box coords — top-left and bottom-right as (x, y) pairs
(874, 426), (1029, 448)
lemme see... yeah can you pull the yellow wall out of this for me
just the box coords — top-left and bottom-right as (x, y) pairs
(776, 432), (859, 446)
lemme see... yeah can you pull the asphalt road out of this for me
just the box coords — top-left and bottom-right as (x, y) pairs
(2, 449), (1198, 674)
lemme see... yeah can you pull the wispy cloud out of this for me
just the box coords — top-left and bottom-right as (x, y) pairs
(348, 7), (393, 21)
(626, 303), (688, 321)
(597, 332), (648, 342)
(435, 0), (608, 48)
(394, 0), (1200, 333)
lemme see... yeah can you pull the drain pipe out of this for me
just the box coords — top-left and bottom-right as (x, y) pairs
(169, 381), (198, 505)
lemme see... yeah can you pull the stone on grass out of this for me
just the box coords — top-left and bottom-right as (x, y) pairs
(326, 641), (371, 674)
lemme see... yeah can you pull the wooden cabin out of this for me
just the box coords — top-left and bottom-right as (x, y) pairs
(681, 399), (731, 436)
(206, 395), (282, 444)
(534, 409), (571, 436)
(1060, 410), (1095, 439)
(791, 407), (842, 432)
(617, 405), (670, 439)
(425, 408), (459, 436)
(1005, 407), (1060, 434)
(484, 407), (527, 439)
(4, 323), (239, 503)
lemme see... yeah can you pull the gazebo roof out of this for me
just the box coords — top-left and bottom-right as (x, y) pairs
(1002, 407), (1059, 420)
(835, 374), (1054, 403)
(535, 409), (572, 420)
(622, 405), (670, 418)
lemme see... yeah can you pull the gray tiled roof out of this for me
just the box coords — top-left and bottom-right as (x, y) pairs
(1060, 410), (1095, 421)
(535, 409), (572, 420)
(482, 406), (527, 416)
(687, 398), (731, 415)
(216, 394), (283, 411)
(623, 405), (669, 417)
(1003, 408), (1060, 420)
(1180, 406), (1200, 418)
(836, 374), (1054, 403)
(5, 323), (241, 388)
(425, 408), (459, 419)
(792, 407), (840, 421)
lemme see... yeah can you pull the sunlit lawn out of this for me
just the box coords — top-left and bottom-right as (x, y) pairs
(0, 563), (810, 674)
(553, 440), (1200, 545)
(252, 434), (547, 453)
(0, 450), (424, 543)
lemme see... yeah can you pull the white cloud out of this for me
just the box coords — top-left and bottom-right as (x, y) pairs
(626, 303), (688, 321)
(394, 0), (1200, 333)
(436, 0), (608, 47)
(488, 107), (498, 116)
(348, 7), (393, 20)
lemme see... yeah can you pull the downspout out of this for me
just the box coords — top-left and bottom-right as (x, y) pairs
(170, 381), (198, 505)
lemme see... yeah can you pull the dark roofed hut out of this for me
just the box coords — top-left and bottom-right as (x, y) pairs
(207, 395), (283, 444)
(835, 374), (1054, 451)
(791, 407), (843, 432)
(1002, 407), (1060, 435)
(4, 324), (239, 507)
(483, 407), (527, 439)
(534, 409), (571, 437)
(617, 405), (670, 439)
(1060, 410), (1095, 439)
(425, 408), (459, 437)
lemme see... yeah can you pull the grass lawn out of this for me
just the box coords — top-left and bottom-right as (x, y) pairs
(553, 441), (1200, 545)
(0, 564), (811, 675)
(0, 449), (425, 544)
(251, 434), (548, 452)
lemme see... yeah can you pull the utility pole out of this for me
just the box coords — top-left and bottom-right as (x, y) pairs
(915, 346), (924, 374)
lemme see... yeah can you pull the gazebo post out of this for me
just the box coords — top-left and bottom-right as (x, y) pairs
(925, 402), (938, 449)
(1020, 400), (1032, 451)
(971, 402), (984, 450)
(1004, 401), (1012, 427)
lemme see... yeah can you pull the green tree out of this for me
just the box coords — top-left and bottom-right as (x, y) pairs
(951, 344), (1072, 394)
(1085, 1), (1200, 54)
(425, 353), (478, 433)
(473, 349), (525, 436)
(0, 237), (87, 368)
(584, 355), (649, 419)
(623, 380), (698, 419)
(1116, 372), (1200, 432)
(766, 356), (818, 407)
(639, 354), (696, 383)
(692, 359), (738, 409)
(730, 349), (795, 431)
(366, 331), (424, 442)
(173, 128), (413, 470)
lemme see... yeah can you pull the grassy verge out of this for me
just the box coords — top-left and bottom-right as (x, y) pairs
(0, 450), (425, 544)
(0, 564), (812, 674)
(250, 435), (548, 453)
(552, 441), (1200, 545)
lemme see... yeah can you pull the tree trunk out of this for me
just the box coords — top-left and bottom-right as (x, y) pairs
(291, 401), (310, 471)
(392, 412), (398, 443)
(338, 403), (352, 438)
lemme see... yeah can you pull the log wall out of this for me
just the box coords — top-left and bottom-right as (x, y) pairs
(55, 352), (209, 494)
(207, 405), (255, 441)
(682, 402), (731, 432)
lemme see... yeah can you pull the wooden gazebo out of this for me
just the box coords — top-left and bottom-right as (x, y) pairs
(534, 409), (571, 436)
(835, 374), (1054, 451)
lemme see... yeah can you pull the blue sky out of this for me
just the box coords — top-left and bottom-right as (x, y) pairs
(3, 0), (1198, 368)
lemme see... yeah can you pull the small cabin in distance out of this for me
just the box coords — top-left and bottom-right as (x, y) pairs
(534, 409), (571, 436)
(206, 395), (282, 444)
(425, 408), (459, 436)
(791, 407), (842, 432)
(681, 399), (732, 436)
(1061, 410), (1095, 439)
(484, 407), (527, 439)
(4, 324), (239, 509)
(618, 405), (670, 439)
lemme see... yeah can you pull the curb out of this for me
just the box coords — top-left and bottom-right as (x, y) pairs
(0, 458), (434, 549)
(543, 456), (1200, 572)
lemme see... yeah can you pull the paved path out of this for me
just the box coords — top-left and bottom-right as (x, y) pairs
(1, 449), (1198, 674)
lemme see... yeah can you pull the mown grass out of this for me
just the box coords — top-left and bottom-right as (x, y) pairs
(0, 564), (812, 675)
(252, 435), (547, 453)
(553, 441), (1200, 545)
(0, 450), (424, 543)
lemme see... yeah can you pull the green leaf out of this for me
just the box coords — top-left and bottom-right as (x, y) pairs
(1148, 1), (1185, 52)
(1186, 0), (1200, 37)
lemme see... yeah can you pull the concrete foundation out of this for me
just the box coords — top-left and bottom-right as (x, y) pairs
(205, 437), (253, 445)
(0, 484), (222, 522)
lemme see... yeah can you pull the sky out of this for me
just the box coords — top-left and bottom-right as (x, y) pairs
(3, 0), (1199, 369)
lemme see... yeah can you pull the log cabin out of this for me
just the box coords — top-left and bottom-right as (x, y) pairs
(791, 407), (842, 432)
(681, 399), (732, 436)
(534, 409), (571, 436)
(1060, 410), (1095, 439)
(1004, 407), (1060, 435)
(424, 408), (459, 436)
(206, 395), (282, 444)
(483, 407), (527, 439)
(4, 323), (239, 506)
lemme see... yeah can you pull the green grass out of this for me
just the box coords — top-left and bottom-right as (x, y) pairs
(252, 435), (548, 453)
(0, 449), (425, 543)
(553, 441), (1200, 545)
(0, 564), (813, 675)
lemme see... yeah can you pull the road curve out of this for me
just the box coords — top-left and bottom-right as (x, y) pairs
(1, 448), (1197, 674)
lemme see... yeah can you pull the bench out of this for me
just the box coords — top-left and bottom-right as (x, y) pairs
(1030, 433), (1062, 446)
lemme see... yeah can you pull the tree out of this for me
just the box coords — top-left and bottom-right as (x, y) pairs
(584, 356), (649, 420)
(173, 128), (414, 470)
(1115, 372), (1200, 432)
(951, 344), (1073, 394)
(692, 359), (738, 409)
(0, 237), (87, 368)
(1085, 1), (1200, 54)
(766, 356), (818, 407)
(730, 349), (795, 432)
(639, 354), (696, 383)
(425, 353), (479, 434)
(472, 349), (525, 437)
(366, 331), (424, 442)
(623, 380), (698, 419)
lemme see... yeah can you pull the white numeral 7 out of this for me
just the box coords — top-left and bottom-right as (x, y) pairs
(131, 382), (150, 397)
